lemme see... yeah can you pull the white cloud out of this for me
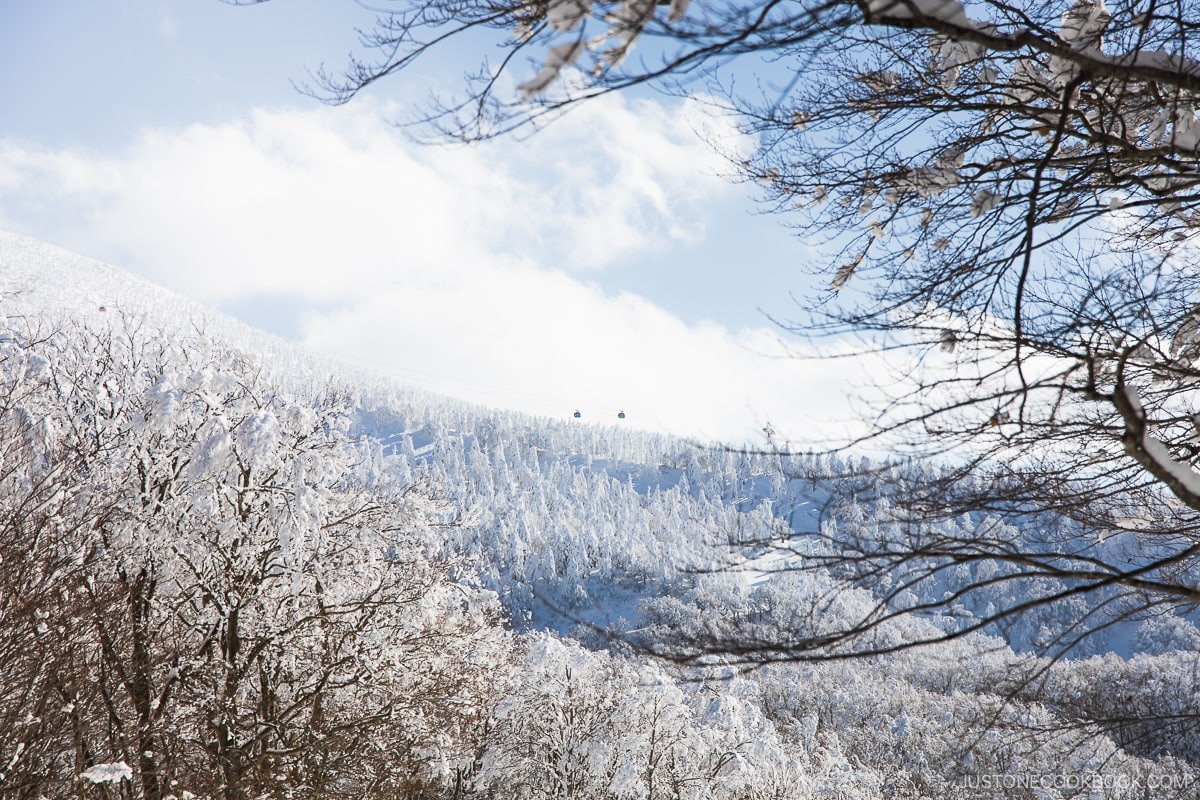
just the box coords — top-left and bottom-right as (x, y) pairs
(0, 96), (868, 444)
(302, 264), (867, 443)
(0, 96), (739, 301)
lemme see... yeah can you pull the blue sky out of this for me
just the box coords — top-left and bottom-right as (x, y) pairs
(0, 1), (866, 445)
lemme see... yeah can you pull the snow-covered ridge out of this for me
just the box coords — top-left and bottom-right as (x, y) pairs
(4, 230), (1196, 659)
(0, 230), (318, 390)
(4, 232), (1200, 796)
(1, 231), (230, 330)
(0, 231), (575, 439)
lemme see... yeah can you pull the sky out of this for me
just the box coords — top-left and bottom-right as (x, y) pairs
(0, 1), (871, 446)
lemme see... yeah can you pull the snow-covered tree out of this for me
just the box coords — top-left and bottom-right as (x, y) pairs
(7, 234), (1200, 797)
(0, 317), (511, 800)
(476, 636), (810, 800)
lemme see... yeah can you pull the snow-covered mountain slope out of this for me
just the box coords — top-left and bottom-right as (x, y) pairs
(7, 230), (1200, 657)
(5, 232), (1200, 799)
(5, 230), (1199, 654)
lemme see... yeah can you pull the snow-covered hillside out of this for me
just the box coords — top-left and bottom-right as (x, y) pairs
(2, 232), (1198, 799)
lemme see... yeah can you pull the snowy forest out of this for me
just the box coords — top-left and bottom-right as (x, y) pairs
(2, 231), (1198, 800)
(16, 0), (1200, 792)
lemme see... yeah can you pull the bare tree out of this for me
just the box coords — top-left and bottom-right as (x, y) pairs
(221, 0), (1200, 660)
